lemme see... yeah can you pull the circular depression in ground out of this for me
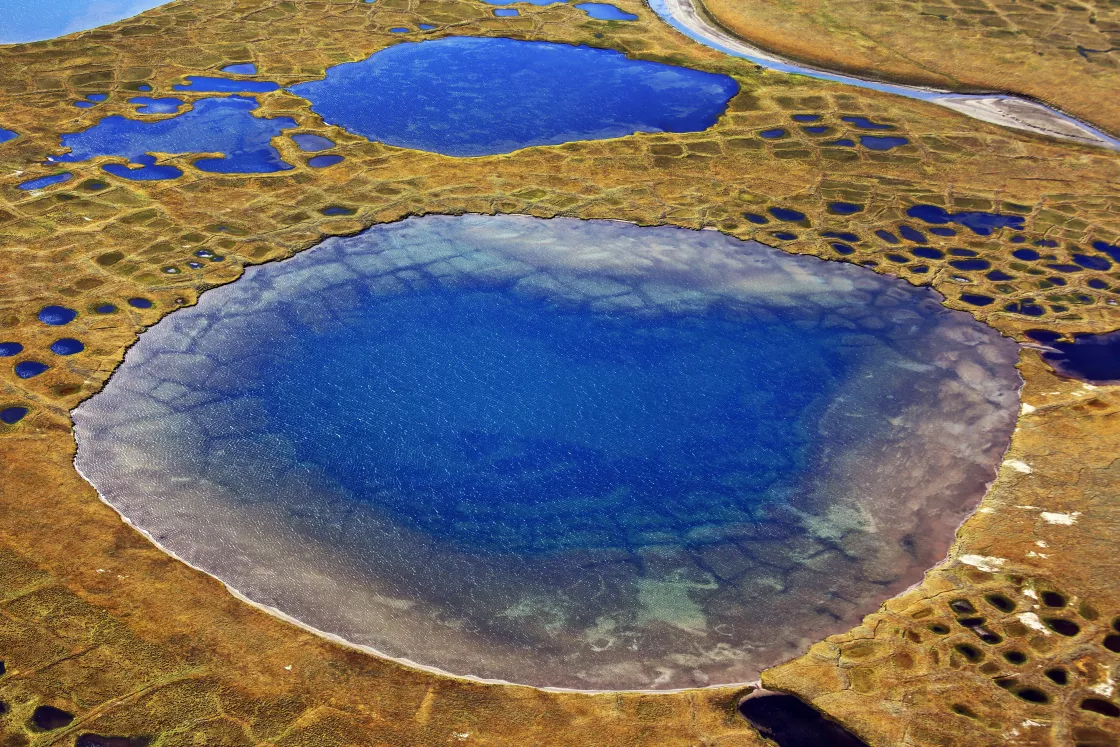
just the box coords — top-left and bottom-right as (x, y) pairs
(73, 216), (1021, 690)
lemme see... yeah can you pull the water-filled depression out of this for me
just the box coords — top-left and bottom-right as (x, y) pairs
(288, 36), (739, 156)
(73, 216), (1021, 690)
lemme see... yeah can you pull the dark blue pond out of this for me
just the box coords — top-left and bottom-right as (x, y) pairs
(1039, 331), (1120, 384)
(50, 338), (85, 355)
(74, 215), (1020, 690)
(14, 361), (48, 379)
(173, 76), (279, 93)
(0, 129), (17, 144)
(860, 135), (909, 151)
(574, 3), (638, 20)
(288, 37), (738, 156)
(270, 290), (833, 556)
(19, 173), (72, 190)
(842, 116), (894, 130)
(0, 407), (28, 425)
(906, 204), (1025, 236)
(38, 305), (77, 325)
(307, 154), (343, 168)
(55, 96), (296, 175)
(103, 153), (183, 180)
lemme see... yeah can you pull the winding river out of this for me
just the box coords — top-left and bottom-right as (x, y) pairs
(648, 0), (1120, 150)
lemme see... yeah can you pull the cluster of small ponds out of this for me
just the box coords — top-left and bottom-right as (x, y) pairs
(2, 0), (1118, 698)
(0, 32), (1116, 397)
(762, 114), (910, 151)
(0, 298), (155, 424)
(5, 36), (917, 190)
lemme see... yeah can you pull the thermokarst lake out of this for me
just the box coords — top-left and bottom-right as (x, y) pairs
(40, 36), (740, 181)
(73, 216), (1022, 690)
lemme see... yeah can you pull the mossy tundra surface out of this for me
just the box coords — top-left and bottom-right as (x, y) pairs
(0, 0), (1118, 744)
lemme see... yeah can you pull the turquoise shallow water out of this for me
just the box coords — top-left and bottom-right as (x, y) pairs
(73, 216), (1021, 689)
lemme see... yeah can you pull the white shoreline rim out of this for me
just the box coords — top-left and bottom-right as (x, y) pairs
(67, 216), (1026, 695)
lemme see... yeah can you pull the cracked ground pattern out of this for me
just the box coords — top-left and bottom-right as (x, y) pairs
(0, 0), (1118, 744)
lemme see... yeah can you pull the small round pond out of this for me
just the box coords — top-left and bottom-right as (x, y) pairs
(73, 216), (1021, 690)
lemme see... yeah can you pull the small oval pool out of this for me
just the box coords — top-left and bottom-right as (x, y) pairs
(74, 216), (1021, 690)
(288, 36), (739, 156)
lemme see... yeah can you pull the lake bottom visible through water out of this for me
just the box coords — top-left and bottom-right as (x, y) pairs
(73, 216), (1022, 689)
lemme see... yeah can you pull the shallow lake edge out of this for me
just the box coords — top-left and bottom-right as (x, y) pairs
(68, 212), (1026, 694)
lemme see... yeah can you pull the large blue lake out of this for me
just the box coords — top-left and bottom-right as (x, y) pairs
(49, 37), (738, 172)
(73, 216), (1021, 689)
(0, 0), (168, 44)
(289, 37), (739, 156)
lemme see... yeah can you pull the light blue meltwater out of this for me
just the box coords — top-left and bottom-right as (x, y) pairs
(0, 0), (170, 43)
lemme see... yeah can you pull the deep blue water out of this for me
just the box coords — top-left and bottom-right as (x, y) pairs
(0, 129), (17, 144)
(1039, 331), (1120, 383)
(173, 76), (279, 93)
(307, 154), (343, 168)
(263, 289), (839, 555)
(842, 116), (894, 130)
(0, 407), (27, 425)
(288, 36), (738, 156)
(574, 3), (637, 20)
(103, 153), (182, 180)
(50, 338), (85, 355)
(906, 204), (1025, 235)
(859, 135), (909, 151)
(19, 173), (72, 190)
(14, 361), (48, 378)
(55, 96), (296, 175)
(38, 305), (77, 325)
